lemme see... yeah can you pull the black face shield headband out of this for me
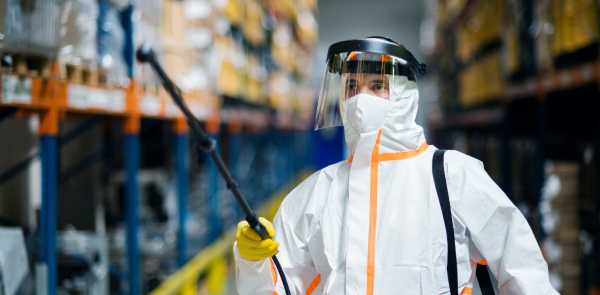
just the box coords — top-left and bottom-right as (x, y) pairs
(326, 36), (427, 77)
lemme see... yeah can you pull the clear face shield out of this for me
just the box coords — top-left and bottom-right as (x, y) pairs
(314, 38), (426, 130)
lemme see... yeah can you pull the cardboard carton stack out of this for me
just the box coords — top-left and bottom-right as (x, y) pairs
(549, 162), (580, 295)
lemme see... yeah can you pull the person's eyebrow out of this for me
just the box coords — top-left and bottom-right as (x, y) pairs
(369, 80), (386, 84)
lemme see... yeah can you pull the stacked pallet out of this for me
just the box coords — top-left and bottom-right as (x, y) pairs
(58, 0), (101, 86)
(0, 0), (60, 78)
(547, 162), (580, 295)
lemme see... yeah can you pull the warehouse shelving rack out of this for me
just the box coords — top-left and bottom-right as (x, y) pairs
(431, 60), (600, 128)
(0, 63), (313, 295)
(430, 0), (600, 197)
(428, 0), (600, 292)
(430, 55), (600, 208)
(0, 73), (310, 295)
(0, 72), (174, 295)
(0, 1), (317, 293)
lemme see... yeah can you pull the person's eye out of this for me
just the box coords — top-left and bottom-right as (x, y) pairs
(348, 84), (357, 90)
(373, 84), (384, 91)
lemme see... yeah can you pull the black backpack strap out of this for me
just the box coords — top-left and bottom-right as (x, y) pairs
(432, 150), (459, 295)
(476, 263), (495, 295)
(433, 149), (496, 295)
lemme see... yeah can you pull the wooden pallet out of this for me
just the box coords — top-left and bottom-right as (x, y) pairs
(98, 67), (109, 87)
(1, 53), (51, 78)
(61, 65), (111, 87)
(59, 65), (111, 87)
(142, 83), (160, 96)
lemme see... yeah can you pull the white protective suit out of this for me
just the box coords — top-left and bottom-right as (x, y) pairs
(234, 73), (559, 295)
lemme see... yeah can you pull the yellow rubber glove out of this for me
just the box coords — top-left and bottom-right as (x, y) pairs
(236, 217), (279, 261)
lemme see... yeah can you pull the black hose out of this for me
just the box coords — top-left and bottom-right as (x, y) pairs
(137, 45), (292, 295)
(272, 255), (292, 295)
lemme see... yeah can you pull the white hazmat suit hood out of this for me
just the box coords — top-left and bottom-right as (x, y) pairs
(234, 37), (558, 295)
(339, 73), (426, 156)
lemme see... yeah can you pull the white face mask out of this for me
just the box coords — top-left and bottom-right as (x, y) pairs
(344, 93), (390, 134)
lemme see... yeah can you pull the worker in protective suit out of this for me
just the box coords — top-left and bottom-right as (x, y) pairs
(233, 37), (559, 295)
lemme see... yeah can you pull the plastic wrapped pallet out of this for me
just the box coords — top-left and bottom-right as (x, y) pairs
(59, 0), (99, 84)
(458, 51), (503, 108)
(161, 0), (214, 92)
(541, 162), (581, 295)
(272, 21), (295, 73)
(215, 36), (243, 98)
(0, 0), (60, 56)
(294, 47), (313, 79)
(183, 1), (215, 50)
(161, 0), (193, 85)
(294, 82), (316, 129)
(532, 0), (554, 73)
(455, 0), (503, 64)
(0, 227), (29, 295)
(241, 0), (265, 46)
(0, 0), (60, 77)
(551, 0), (599, 67)
(223, 0), (243, 26)
(271, 0), (295, 19)
(580, 149), (600, 293)
(501, 0), (537, 81)
(269, 71), (292, 111)
(140, 0), (220, 118)
(134, 0), (162, 88)
(246, 53), (267, 103)
(97, 1), (128, 88)
(293, 0), (318, 47)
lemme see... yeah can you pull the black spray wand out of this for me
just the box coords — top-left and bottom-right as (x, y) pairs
(136, 45), (291, 295)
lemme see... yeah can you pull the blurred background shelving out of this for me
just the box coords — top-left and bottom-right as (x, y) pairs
(0, 0), (316, 294)
(424, 0), (600, 294)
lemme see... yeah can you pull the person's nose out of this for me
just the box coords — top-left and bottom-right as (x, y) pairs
(359, 85), (373, 95)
